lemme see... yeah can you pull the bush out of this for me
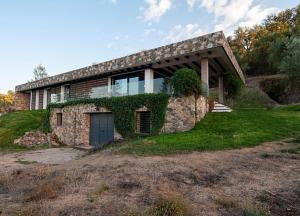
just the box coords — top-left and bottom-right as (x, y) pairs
(260, 78), (286, 102)
(227, 87), (275, 109)
(146, 195), (192, 216)
(224, 73), (243, 98)
(171, 68), (202, 96)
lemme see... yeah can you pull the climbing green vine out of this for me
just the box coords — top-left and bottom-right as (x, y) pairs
(43, 93), (170, 138)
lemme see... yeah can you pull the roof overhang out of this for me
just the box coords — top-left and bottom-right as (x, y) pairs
(16, 31), (245, 92)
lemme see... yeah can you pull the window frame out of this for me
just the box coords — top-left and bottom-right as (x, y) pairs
(57, 113), (63, 126)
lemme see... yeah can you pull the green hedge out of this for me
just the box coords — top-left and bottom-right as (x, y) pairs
(45, 93), (170, 138)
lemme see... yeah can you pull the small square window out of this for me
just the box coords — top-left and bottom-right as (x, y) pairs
(136, 111), (151, 134)
(57, 113), (62, 126)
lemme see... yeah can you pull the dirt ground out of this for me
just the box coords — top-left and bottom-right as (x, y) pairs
(0, 148), (85, 174)
(0, 139), (299, 216)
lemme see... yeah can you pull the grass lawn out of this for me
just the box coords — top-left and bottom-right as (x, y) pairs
(116, 108), (300, 155)
(0, 110), (47, 151)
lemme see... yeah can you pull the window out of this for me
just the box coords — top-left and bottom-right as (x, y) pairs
(64, 85), (70, 101)
(112, 71), (145, 96)
(57, 113), (62, 126)
(136, 111), (151, 134)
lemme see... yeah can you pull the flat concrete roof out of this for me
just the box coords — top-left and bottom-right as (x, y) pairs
(16, 31), (244, 92)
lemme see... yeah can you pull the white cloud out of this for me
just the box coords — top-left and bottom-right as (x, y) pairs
(109, 0), (117, 4)
(143, 0), (172, 22)
(187, 0), (197, 8)
(239, 5), (278, 28)
(187, 0), (277, 34)
(165, 23), (207, 43)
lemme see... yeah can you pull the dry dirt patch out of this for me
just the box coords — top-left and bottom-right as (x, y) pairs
(0, 140), (299, 216)
(0, 148), (85, 174)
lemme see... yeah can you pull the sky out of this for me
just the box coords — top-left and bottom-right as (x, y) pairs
(0, 0), (298, 93)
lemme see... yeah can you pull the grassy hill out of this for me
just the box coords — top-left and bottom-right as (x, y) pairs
(0, 111), (46, 151)
(116, 106), (300, 155)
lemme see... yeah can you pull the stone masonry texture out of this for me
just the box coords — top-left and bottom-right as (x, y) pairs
(14, 92), (30, 111)
(16, 31), (244, 92)
(50, 95), (209, 146)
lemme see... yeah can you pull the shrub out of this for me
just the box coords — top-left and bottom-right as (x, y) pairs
(171, 68), (202, 96)
(260, 78), (286, 102)
(224, 73), (243, 98)
(146, 195), (192, 216)
(28, 176), (65, 202)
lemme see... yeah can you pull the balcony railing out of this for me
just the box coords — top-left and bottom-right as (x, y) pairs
(50, 78), (172, 104)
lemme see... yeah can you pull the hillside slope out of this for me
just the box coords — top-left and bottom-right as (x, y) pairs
(0, 111), (46, 151)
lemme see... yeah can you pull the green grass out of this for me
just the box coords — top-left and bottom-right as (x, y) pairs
(0, 110), (47, 151)
(227, 87), (276, 109)
(116, 109), (300, 155)
(273, 103), (300, 111)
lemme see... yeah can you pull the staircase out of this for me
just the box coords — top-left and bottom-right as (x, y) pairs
(212, 102), (233, 113)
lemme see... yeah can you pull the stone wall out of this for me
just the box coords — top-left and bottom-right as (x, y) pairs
(50, 95), (209, 146)
(162, 95), (209, 133)
(15, 92), (30, 111)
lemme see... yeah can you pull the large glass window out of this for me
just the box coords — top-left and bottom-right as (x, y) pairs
(154, 72), (171, 93)
(112, 71), (145, 96)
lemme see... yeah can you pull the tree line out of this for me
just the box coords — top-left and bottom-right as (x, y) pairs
(228, 4), (300, 88)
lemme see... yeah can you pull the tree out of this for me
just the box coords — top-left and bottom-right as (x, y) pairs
(0, 91), (15, 113)
(229, 4), (300, 76)
(32, 64), (48, 81)
(280, 37), (300, 89)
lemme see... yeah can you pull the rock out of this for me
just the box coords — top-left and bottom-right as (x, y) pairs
(49, 133), (65, 147)
(14, 131), (49, 148)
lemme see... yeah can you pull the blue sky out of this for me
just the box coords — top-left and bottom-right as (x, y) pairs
(0, 0), (298, 93)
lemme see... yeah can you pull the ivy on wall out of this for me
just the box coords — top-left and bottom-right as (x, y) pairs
(44, 93), (170, 138)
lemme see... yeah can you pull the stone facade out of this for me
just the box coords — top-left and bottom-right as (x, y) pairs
(15, 92), (30, 111)
(16, 31), (244, 92)
(50, 95), (209, 146)
(163, 95), (209, 133)
(50, 104), (122, 146)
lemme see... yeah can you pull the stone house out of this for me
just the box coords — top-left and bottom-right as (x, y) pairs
(15, 31), (244, 148)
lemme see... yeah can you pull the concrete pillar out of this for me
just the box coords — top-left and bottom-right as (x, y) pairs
(218, 76), (224, 104)
(108, 76), (112, 97)
(43, 89), (48, 109)
(201, 58), (209, 96)
(30, 91), (33, 111)
(145, 68), (154, 93)
(35, 90), (39, 110)
(61, 86), (65, 102)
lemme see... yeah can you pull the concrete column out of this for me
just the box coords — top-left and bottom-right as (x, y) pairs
(107, 76), (112, 97)
(35, 90), (39, 110)
(201, 58), (209, 96)
(61, 86), (65, 102)
(145, 68), (154, 93)
(30, 91), (33, 111)
(43, 89), (48, 109)
(218, 76), (224, 104)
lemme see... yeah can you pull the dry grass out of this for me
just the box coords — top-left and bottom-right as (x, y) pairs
(145, 194), (193, 216)
(27, 176), (65, 202)
(0, 140), (299, 216)
(87, 183), (110, 203)
(214, 194), (268, 216)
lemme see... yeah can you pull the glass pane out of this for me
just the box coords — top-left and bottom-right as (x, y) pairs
(114, 78), (128, 96)
(129, 77), (139, 95)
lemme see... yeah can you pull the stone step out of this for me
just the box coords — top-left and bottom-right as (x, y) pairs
(74, 145), (95, 152)
(212, 102), (233, 113)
